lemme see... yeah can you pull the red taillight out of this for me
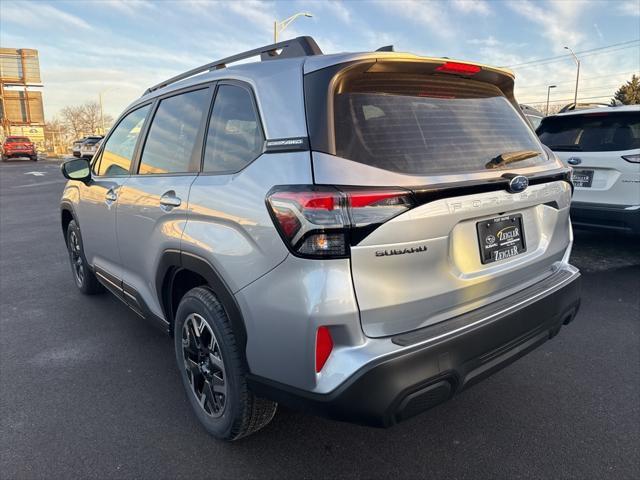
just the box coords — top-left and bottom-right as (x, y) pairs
(315, 326), (333, 373)
(435, 61), (481, 75)
(266, 186), (414, 258)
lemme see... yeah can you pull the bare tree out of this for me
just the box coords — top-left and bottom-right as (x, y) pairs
(59, 101), (114, 139)
(60, 105), (86, 138)
(81, 102), (103, 134)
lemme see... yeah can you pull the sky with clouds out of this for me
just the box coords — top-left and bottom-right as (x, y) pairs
(1, 0), (639, 120)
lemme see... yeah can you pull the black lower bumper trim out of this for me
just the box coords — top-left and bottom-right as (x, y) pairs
(248, 270), (581, 428)
(571, 202), (640, 233)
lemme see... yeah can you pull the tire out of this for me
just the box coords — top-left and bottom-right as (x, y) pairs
(174, 287), (277, 441)
(66, 220), (104, 294)
(1, 155), (6, 162)
(31, 155), (38, 161)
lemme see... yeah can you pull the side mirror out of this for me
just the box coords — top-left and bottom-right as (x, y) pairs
(61, 158), (91, 183)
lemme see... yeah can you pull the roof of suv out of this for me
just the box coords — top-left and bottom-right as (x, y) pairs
(128, 36), (522, 141)
(553, 105), (639, 117)
(138, 36), (514, 102)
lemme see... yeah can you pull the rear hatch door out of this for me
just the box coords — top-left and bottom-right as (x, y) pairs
(307, 61), (572, 338)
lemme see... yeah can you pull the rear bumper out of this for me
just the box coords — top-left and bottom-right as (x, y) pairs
(249, 266), (581, 427)
(3, 151), (36, 158)
(571, 202), (640, 234)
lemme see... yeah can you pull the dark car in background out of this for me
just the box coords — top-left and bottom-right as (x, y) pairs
(1, 136), (38, 162)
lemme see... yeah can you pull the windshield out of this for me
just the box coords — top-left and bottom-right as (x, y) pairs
(333, 73), (548, 176)
(6, 137), (30, 143)
(537, 111), (640, 152)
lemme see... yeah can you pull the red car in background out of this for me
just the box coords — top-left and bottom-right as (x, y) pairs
(1, 136), (38, 162)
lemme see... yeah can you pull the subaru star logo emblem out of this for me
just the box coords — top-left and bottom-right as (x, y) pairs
(567, 157), (582, 165)
(507, 175), (529, 193)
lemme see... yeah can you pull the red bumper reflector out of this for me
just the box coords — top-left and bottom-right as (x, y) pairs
(315, 326), (333, 372)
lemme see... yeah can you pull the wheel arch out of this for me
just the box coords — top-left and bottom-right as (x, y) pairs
(157, 250), (248, 346)
(60, 202), (77, 245)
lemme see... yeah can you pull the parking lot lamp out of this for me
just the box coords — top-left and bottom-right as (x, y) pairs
(274, 12), (313, 43)
(546, 85), (557, 115)
(98, 87), (114, 135)
(564, 46), (580, 109)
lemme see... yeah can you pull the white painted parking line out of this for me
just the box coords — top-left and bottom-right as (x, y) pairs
(11, 179), (63, 188)
(24, 171), (46, 176)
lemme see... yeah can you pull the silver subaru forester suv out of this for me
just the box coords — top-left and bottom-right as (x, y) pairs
(60, 37), (581, 441)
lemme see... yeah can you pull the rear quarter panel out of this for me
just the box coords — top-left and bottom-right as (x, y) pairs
(182, 151), (313, 293)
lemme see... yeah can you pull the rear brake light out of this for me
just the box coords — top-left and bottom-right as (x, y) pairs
(315, 326), (333, 373)
(266, 186), (414, 258)
(622, 154), (640, 163)
(435, 62), (481, 75)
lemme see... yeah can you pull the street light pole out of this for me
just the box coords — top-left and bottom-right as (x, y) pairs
(99, 91), (105, 135)
(564, 46), (580, 109)
(98, 87), (114, 135)
(546, 85), (557, 115)
(273, 12), (313, 43)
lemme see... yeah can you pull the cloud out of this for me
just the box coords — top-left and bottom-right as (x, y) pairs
(617, 0), (640, 16)
(374, 0), (455, 39)
(227, 0), (276, 34)
(507, 0), (590, 51)
(100, 0), (156, 16)
(451, 0), (491, 15)
(593, 23), (604, 41)
(468, 36), (500, 47)
(315, 0), (352, 24)
(1, 2), (91, 30)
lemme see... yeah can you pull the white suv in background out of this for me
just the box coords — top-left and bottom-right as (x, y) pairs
(537, 105), (640, 234)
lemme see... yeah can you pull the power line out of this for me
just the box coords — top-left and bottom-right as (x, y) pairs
(502, 39), (640, 68)
(518, 83), (624, 94)
(515, 71), (639, 90)
(508, 44), (640, 70)
(519, 95), (614, 104)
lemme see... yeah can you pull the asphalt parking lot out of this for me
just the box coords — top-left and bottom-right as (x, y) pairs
(1, 158), (638, 479)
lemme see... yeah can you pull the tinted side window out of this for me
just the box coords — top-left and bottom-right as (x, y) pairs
(138, 88), (210, 174)
(98, 105), (150, 176)
(203, 85), (264, 173)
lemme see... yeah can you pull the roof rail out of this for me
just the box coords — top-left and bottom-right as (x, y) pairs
(144, 36), (322, 94)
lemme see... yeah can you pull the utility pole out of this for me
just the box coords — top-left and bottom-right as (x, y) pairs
(98, 87), (113, 135)
(273, 12), (313, 43)
(546, 85), (556, 115)
(564, 46), (580, 109)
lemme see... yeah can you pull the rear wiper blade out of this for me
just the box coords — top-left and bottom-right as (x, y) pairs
(485, 150), (541, 169)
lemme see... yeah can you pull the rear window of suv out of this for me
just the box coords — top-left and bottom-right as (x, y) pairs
(333, 73), (547, 175)
(6, 137), (30, 143)
(537, 111), (640, 152)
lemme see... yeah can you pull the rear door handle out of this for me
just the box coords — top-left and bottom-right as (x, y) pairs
(160, 191), (182, 209)
(105, 189), (117, 203)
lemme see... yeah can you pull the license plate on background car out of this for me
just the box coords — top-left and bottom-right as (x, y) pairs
(572, 169), (594, 188)
(477, 214), (527, 264)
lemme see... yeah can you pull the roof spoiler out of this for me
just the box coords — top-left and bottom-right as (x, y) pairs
(145, 36), (322, 95)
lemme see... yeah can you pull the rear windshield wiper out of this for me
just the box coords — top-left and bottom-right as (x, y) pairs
(485, 150), (541, 169)
(546, 144), (583, 151)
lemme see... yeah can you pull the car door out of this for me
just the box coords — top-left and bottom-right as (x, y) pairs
(77, 104), (151, 290)
(116, 86), (213, 321)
